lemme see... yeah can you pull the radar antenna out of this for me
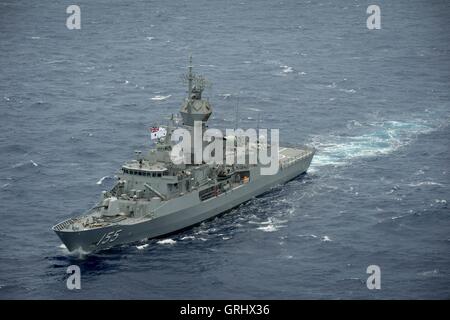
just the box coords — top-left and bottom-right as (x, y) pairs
(182, 55), (210, 99)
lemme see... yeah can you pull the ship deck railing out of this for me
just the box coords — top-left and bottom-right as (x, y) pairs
(52, 218), (79, 231)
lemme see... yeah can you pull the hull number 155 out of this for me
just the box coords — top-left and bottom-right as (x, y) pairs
(97, 230), (122, 246)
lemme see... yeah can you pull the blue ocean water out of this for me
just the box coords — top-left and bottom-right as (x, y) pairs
(0, 0), (449, 299)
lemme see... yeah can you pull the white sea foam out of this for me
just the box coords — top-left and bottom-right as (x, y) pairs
(281, 65), (293, 73)
(180, 236), (195, 241)
(246, 107), (262, 112)
(150, 95), (171, 101)
(219, 93), (232, 99)
(309, 119), (435, 171)
(157, 238), (176, 245)
(257, 224), (278, 232)
(339, 88), (356, 93)
(96, 176), (109, 185)
(297, 234), (318, 239)
(390, 211), (416, 220)
(66, 247), (91, 258)
(419, 269), (439, 277)
(136, 244), (149, 250)
(12, 160), (38, 168)
(415, 169), (426, 175)
(254, 217), (287, 232)
(44, 60), (66, 65)
(407, 181), (444, 187)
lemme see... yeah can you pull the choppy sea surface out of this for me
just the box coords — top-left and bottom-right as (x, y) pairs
(0, 0), (449, 299)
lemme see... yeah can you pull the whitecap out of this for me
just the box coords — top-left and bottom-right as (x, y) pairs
(157, 238), (176, 245)
(390, 212), (413, 220)
(419, 269), (439, 277)
(407, 181), (444, 187)
(13, 160), (38, 168)
(339, 88), (356, 93)
(246, 107), (262, 112)
(45, 60), (66, 65)
(150, 95), (171, 101)
(136, 244), (149, 250)
(219, 93), (232, 99)
(281, 65), (293, 73)
(297, 234), (318, 239)
(321, 236), (332, 242)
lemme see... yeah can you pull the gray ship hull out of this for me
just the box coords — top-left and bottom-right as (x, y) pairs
(54, 147), (314, 253)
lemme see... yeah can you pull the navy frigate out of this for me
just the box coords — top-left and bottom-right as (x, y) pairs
(53, 59), (315, 252)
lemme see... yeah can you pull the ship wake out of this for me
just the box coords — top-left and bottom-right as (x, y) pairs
(308, 119), (436, 171)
